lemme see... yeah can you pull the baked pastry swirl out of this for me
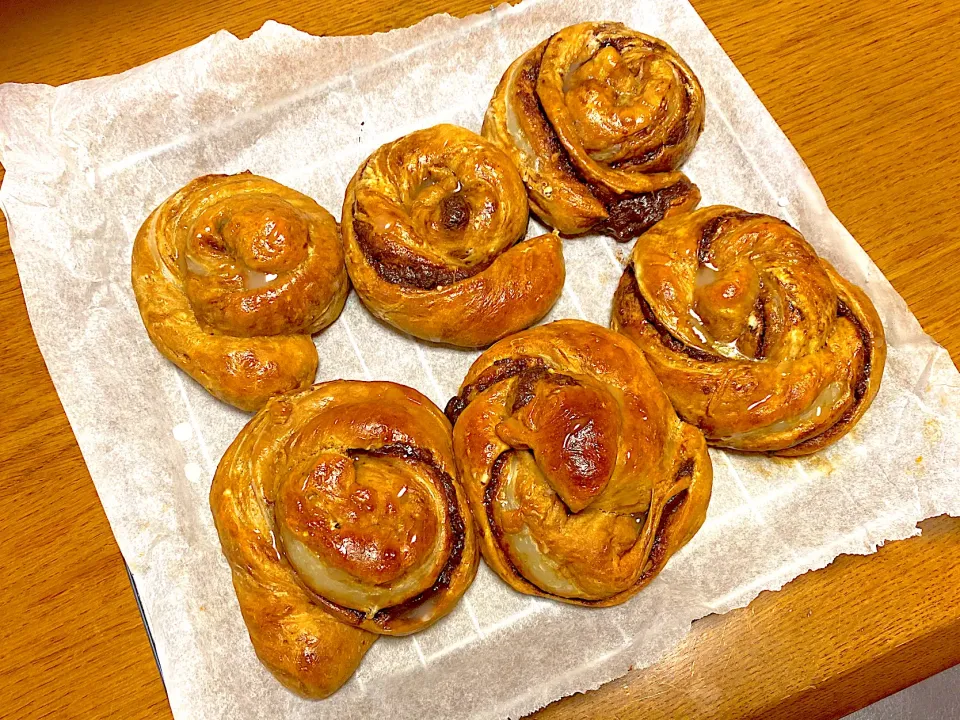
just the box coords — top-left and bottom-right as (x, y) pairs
(612, 206), (887, 455)
(342, 124), (564, 347)
(482, 22), (705, 241)
(132, 173), (348, 411)
(445, 320), (712, 606)
(211, 380), (479, 697)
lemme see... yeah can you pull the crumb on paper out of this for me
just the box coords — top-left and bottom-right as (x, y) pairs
(924, 418), (942, 444)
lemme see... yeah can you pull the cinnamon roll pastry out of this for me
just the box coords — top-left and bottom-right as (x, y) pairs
(483, 22), (705, 242)
(612, 206), (887, 455)
(131, 173), (348, 412)
(342, 124), (564, 347)
(211, 380), (479, 697)
(446, 320), (712, 606)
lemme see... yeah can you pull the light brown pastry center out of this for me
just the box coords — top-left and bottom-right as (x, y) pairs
(351, 125), (530, 295)
(185, 195), (310, 281)
(174, 186), (344, 338)
(496, 379), (619, 512)
(406, 168), (484, 261)
(563, 46), (675, 154)
(693, 258), (762, 344)
(220, 197), (309, 274)
(273, 447), (452, 615)
(403, 160), (508, 269)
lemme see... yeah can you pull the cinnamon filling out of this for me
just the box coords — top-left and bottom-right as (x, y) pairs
(352, 216), (488, 290)
(598, 180), (694, 242)
(445, 356), (547, 424)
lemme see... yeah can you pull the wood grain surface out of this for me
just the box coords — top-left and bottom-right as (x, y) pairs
(1, 1), (958, 718)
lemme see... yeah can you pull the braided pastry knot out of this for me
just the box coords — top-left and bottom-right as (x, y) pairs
(132, 173), (348, 411)
(446, 320), (712, 606)
(483, 22), (705, 242)
(211, 381), (479, 697)
(612, 206), (887, 455)
(342, 124), (564, 348)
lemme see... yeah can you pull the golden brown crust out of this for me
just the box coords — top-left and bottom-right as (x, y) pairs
(611, 205), (887, 455)
(131, 173), (348, 412)
(446, 320), (712, 607)
(211, 380), (479, 696)
(482, 22), (704, 242)
(342, 124), (564, 347)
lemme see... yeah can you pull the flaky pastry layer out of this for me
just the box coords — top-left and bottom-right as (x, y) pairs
(447, 320), (712, 606)
(612, 205), (887, 455)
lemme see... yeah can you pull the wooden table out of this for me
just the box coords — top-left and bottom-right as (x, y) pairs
(1, 0), (958, 717)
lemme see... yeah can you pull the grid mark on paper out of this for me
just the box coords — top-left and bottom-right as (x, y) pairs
(603, 238), (623, 272)
(464, 598), (484, 639)
(414, 343), (445, 401)
(562, 285), (587, 319)
(411, 636), (428, 668)
(424, 631), (480, 664)
(721, 452), (764, 524)
(173, 371), (217, 477)
(478, 600), (544, 639)
(703, 508), (909, 613)
(341, 318), (373, 380)
(741, 459), (819, 519)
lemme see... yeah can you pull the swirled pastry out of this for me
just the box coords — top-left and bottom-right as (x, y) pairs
(612, 206), (887, 455)
(445, 320), (711, 606)
(132, 173), (348, 411)
(342, 124), (564, 347)
(483, 22), (704, 241)
(211, 380), (479, 697)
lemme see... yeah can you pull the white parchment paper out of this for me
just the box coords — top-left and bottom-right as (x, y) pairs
(2, 0), (959, 717)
